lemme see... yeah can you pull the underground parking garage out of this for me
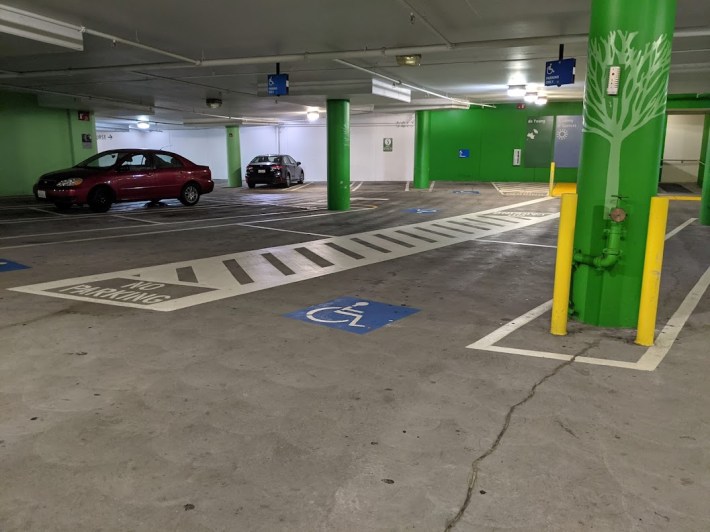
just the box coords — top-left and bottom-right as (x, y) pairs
(1, 1), (710, 531)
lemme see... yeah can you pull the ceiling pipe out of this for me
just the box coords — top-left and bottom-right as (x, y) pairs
(80, 27), (199, 65)
(0, 26), (708, 80)
(334, 59), (494, 108)
(396, 0), (453, 48)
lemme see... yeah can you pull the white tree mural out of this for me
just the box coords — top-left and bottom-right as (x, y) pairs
(583, 30), (672, 211)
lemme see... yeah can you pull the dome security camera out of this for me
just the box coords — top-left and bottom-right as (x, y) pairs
(206, 98), (222, 109)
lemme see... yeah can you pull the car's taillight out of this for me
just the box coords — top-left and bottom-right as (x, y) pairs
(247, 166), (253, 172)
(272, 165), (282, 170)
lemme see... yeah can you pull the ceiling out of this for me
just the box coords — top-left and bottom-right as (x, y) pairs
(0, 0), (708, 129)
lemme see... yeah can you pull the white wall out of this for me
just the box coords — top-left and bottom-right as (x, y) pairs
(240, 113), (415, 181)
(662, 114), (704, 183)
(97, 114), (416, 184)
(97, 128), (228, 180)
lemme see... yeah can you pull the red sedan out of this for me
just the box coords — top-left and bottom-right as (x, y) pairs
(33, 149), (214, 212)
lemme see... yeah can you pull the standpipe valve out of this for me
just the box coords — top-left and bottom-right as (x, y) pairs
(573, 197), (627, 271)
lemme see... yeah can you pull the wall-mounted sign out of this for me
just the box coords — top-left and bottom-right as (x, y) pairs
(81, 133), (92, 149)
(459, 149), (470, 158)
(267, 73), (289, 96)
(553, 115), (583, 168)
(525, 117), (553, 168)
(383, 138), (393, 152)
(77, 110), (90, 121)
(545, 58), (576, 87)
(513, 148), (522, 166)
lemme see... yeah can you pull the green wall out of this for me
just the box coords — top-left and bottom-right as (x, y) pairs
(428, 102), (584, 183)
(0, 91), (97, 196)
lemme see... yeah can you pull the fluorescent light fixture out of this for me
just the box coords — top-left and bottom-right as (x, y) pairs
(136, 121), (150, 130)
(507, 85), (526, 98)
(396, 54), (422, 67)
(372, 78), (411, 103)
(0, 5), (83, 50)
(524, 92), (538, 103)
(306, 111), (319, 122)
(535, 96), (548, 106)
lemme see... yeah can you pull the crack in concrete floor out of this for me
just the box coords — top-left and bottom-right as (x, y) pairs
(444, 340), (601, 531)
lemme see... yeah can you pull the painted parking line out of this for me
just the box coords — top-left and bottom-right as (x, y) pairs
(9, 197), (557, 311)
(466, 218), (702, 371)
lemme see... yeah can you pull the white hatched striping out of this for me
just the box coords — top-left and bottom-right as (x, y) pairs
(10, 198), (557, 311)
(492, 182), (549, 196)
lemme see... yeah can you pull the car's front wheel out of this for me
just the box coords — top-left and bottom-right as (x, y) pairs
(179, 182), (201, 206)
(88, 187), (113, 213)
(298, 171), (304, 184)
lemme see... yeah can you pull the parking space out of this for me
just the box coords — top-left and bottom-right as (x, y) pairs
(1, 183), (708, 531)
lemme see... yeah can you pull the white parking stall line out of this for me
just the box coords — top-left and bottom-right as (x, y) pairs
(10, 198), (556, 311)
(112, 214), (164, 225)
(428, 182), (435, 192)
(405, 181), (411, 192)
(29, 207), (67, 216)
(466, 218), (701, 371)
(237, 223), (333, 238)
(351, 182), (363, 192)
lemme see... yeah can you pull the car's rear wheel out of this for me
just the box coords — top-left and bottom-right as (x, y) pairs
(179, 182), (200, 206)
(54, 201), (72, 212)
(284, 174), (291, 188)
(88, 187), (113, 213)
(298, 171), (304, 184)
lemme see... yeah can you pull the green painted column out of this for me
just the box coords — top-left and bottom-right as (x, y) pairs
(572, 0), (676, 327)
(226, 125), (242, 187)
(413, 110), (431, 189)
(700, 115), (710, 225)
(327, 99), (350, 211)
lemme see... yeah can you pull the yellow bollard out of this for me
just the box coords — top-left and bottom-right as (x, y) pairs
(551, 193), (578, 336)
(635, 197), (670, 346)
(548, 162), (556, 196)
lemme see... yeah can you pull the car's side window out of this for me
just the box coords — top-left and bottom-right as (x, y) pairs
(155, 154), (183, 168)
(284, 156), (294, 165)
(118, 153), (152, 171)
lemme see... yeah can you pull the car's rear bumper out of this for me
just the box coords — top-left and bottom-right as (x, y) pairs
(245, 174), (284, 185)
(203, 180), (215, 193)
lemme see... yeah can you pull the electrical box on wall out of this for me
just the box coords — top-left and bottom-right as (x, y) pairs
(513, 149), (522, 166)
(607, 66), (620, 95)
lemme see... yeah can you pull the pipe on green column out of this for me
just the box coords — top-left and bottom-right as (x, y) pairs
(327, 99), (350, 211)
(574, 219), (624, 269)
(413, 110), (431, 189)
(226, 125), (242, 188)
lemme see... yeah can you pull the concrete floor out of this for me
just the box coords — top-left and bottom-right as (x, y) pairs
(0, 182), (708, 531)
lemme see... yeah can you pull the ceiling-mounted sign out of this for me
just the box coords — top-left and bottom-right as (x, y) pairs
(545, 58), (576, 87)
(267, 73), (289, 96)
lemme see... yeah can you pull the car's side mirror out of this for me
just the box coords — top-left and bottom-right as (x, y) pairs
(297, 161), (301, 166)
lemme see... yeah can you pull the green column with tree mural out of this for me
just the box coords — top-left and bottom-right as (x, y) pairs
(572, 0), (676, 327)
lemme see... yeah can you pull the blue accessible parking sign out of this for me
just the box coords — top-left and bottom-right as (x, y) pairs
(285, 296), (420, 334)
(0, 259), (30, 273)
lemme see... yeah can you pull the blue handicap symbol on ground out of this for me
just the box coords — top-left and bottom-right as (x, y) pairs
(285, 296), (420, 334)
(452, 190), (480, 195)
(403, 208), (438, 214)
(0, 259), (30, 273)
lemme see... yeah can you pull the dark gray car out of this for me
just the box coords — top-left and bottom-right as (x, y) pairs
(245, 155), (305, 188)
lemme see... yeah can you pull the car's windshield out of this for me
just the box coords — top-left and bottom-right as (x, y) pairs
(76, 151), (121, 169)
(251, 155), (281, 164)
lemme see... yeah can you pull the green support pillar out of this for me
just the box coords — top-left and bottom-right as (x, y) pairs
(571, 0), (676, 327)
(413, 110), (431, 189)
(700, 115), (710, 225)
(226, 126), (242, 187)
(327, 99), (350, 211)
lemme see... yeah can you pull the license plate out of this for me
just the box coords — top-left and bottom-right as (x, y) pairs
(37, 190), (46, 198)
(258, 169), (266, 174)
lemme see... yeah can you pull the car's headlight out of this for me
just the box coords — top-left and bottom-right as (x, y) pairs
(56, 178), (84, 187)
